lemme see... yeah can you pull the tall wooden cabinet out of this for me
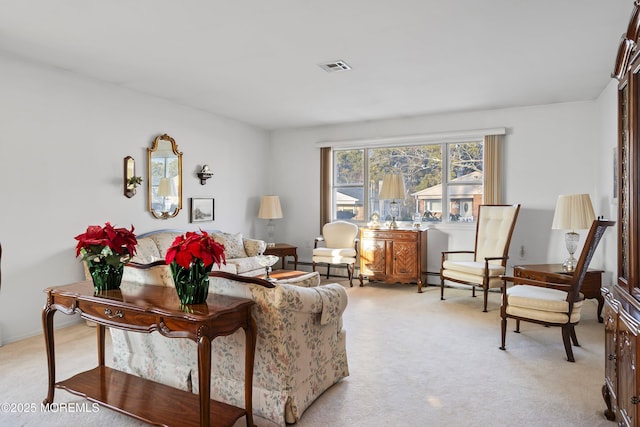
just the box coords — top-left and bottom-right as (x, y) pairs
(603, 287), (640, 427)
(358, 228), (428, 292)
(603, 4), (640, 425)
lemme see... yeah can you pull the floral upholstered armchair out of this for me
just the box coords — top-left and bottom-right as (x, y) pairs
(103, 269), (348, 426)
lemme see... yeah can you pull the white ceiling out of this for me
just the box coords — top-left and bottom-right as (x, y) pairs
(0, 1), (632, 130)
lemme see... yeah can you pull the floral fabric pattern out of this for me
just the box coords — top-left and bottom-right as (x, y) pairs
(126, 231), (267, 276)
(244, 238), (267, 257)
(104, 272), (348, 426)
(85, 230), (344, 426)
(211, 231), (248, 259)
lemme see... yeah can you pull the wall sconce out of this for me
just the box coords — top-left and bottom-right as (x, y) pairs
(197, 165), (214, 185)
(124, 156), (142, 198)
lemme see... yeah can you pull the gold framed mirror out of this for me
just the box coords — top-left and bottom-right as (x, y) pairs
(148, 134), (182, 219)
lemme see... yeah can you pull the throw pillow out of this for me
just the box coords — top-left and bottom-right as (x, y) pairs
(244, 239), (267, 257)
(212, 232), (247, 259)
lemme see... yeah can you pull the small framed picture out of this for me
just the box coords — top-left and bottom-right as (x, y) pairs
(190, 198), (214, 223)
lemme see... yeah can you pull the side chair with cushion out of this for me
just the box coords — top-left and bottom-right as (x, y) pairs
(313, 220), (359, 286)
(440, 204), (521, 312)
(499, 219), (614, 362)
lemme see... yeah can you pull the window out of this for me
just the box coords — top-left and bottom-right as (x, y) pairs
(331, 141), (485, 225)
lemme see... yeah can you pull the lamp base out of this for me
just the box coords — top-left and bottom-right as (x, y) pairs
(562, 231), (580, 272)
(562, 256), (577, 272)
(389, 217), (399, 229)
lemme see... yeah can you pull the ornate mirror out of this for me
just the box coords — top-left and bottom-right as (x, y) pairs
(148, 134), (182, 219)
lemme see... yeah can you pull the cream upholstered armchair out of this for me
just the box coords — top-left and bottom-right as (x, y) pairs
(313, 220), (359, 287)
(499, 219), (614, 362)
(440, 204), (520, 312)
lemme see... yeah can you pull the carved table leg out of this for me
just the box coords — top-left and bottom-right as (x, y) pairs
(42, 304), (57, 405)
(97, 324), (106, 367)
(197, 335), (212, 427)
(596, 294), (604, 323)
(244, 316), (257, 427)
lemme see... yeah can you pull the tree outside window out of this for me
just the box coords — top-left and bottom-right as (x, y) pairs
(332, 141), (483, 225)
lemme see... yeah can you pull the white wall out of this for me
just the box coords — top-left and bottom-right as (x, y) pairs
(270, 100), (610, 285)
(0, 54), (270, 344)
(0, 49), (621, 345)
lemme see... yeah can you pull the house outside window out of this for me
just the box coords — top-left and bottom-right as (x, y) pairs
(332, 141), (484, 226)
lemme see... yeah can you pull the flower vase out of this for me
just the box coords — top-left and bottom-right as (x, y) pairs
(87, 260), (124, 291)
(170, 260), (211, 305)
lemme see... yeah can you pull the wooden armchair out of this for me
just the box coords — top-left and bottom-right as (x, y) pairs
(499, 219), (614, 362)
(440, 204), (520, 312)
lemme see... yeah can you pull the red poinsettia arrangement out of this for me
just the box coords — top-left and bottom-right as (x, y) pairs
(75, 222), (138, 266)
(165, 231), (226, 303)
(165, 230), (226, 270)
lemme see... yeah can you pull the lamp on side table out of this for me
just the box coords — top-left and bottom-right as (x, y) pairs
(258, 195), (283, 246)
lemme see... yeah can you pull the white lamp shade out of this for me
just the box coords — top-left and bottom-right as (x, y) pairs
(258, 195), (283, 219)
(379, 174), (406, 200)
(551, 194), (596, 230)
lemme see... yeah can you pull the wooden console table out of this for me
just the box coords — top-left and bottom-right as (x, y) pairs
(263, 243), (298, 270)
(513, 264), (604, 323)
(42, 281), (256, 427)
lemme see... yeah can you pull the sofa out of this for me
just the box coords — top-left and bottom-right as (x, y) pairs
(131, 229), (268, 276)
(85, 229), (350, 426)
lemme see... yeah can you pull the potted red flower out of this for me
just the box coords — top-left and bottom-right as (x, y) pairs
(165, 230), (226, 304)
(75, 222), (137, 291)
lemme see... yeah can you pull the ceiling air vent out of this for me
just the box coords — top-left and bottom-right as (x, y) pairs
(319, 60), (352, 73)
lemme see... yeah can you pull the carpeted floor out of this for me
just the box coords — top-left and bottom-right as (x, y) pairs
(0, 281), (612, 426)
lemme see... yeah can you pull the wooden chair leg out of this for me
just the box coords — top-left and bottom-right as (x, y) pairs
(562, 325), (576, 362)
(347, 263), (354, 287)
(483, 287), (488, 312)
(326, 264), (330, 279)
(440, 276), (445, 301)
(499, 318), (507, 350)
(312, 261), (317, 273)
(515, 319), (520, 333)
(570, 325), (580, 347)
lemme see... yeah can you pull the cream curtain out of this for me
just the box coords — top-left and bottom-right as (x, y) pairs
(483, 134), (503, 204)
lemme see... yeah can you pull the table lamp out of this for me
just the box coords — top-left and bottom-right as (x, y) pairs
(379, 173), (405, 229)
(551, 193), (596, 272)
(258, 195), (283, 246)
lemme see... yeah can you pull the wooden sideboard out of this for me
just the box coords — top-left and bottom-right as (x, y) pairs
(358, 228), (428, 292)
(602, 285), (640, 426)
(42, 281), (257, 427)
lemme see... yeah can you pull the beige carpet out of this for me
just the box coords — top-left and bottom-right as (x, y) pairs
(0, 282), (612, 427)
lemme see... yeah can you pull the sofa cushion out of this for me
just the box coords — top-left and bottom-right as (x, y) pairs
(210, 262), (237, 274)
(212, 232), (248, 259)
(131, 237), (163, 263)
(228, 257), (265, 275)
(147, 232), (183, 258)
